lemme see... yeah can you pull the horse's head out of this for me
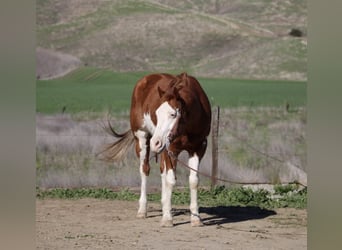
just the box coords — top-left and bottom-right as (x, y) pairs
(150, 85), (184, 153)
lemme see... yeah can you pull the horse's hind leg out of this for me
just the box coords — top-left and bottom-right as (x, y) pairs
(134, 130), (151, 218)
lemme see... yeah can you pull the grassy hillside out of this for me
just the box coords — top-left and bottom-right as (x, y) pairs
(36, 68), (306, 114)
(36, 0), (307, 80)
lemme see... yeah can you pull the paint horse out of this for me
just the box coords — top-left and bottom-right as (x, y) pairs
(102, 73), (211, 227)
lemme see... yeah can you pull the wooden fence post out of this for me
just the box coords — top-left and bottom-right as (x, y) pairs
(211, 106), (220, 188)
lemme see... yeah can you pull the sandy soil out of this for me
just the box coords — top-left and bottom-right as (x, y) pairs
(36, 199), (306, 249)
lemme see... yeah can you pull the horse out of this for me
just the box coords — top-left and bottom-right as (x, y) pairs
(101, 72), (211, 227)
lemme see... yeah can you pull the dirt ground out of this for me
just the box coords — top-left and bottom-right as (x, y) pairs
(36, 199), (307, 249)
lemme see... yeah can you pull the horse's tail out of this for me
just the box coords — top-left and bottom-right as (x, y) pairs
(97, 120), (135, 162)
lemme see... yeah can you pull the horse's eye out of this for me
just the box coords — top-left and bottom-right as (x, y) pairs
(170, 112), (177, 118)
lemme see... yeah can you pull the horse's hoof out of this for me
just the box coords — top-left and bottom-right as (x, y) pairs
(136, 212), (147, 219)
(191, 218), (204, 227)
(160, 219), (174, 227)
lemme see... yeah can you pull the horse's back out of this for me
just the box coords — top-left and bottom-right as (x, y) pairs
(179, 73), (211, 121)
(176, 73), (211, 136)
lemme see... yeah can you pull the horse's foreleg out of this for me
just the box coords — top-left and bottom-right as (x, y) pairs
(188, 153), (203, 226)
(160, 154), (176, 227)
(137, 165), (147, 218)
(135, 131), (150, 218)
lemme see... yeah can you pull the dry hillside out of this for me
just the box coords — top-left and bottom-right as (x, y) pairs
(37, 0), (307, 80)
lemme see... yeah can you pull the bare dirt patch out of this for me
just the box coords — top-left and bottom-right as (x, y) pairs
(36, 199), (306, 249)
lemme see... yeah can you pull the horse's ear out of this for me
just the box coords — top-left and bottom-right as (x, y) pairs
(180, 72), (188, 79)
(157, 86), (165, 98)
(177, 72), (188, 80)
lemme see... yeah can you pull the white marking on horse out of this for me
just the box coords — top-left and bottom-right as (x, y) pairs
(134, 130), (148, 218)
(150, 102), (179, 153)
(142, 113), (155, 134)
(188, 153), (203, 226)
(160, 164), (176, 227)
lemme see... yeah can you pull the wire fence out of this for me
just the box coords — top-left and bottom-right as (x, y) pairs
(209, 106), (307, 186)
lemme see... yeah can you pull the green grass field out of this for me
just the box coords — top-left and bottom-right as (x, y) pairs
(36, 68), (306, 114)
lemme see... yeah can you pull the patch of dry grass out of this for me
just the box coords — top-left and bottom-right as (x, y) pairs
(214, 107), (306, 185)
(36, 107), (306, 188)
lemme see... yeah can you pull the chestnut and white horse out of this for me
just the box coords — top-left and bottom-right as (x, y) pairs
(102, 72), (211, 227)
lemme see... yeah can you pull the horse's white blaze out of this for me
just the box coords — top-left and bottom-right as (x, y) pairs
(150, 102), (178, 153)
(134, 130), (148, 217)
(161, 165), (176, 224)
(188, 153), (201, 223)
